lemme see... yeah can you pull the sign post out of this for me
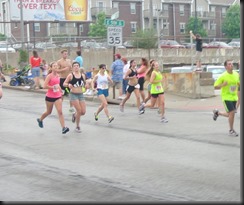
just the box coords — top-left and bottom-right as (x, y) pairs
(105, 19), (125, 99)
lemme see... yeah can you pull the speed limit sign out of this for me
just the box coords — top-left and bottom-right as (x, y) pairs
(107, 26), (123, 46)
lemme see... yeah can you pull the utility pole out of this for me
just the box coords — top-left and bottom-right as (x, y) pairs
(156, 7), (160, 49)
(149, 0), (153, 29)
(194, 0), (197, 33)
(20, 0), (25, 49)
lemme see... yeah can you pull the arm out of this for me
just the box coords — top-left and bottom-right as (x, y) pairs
(124, 69), (133, 80)
(137, 65), (147, 74)
(107, 75), (113, 84)
(214, 81), (228, 89)
(63, 74), (72, 89)
(189, 30), (196, 39)
(91, 75), (98, 90)
(43, 74), (53, 89)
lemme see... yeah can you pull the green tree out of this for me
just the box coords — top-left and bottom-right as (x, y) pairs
(88, 12), (107, 38)
(0, 33), (6, 41)
(18, 49), (29, 69)
(185, 17), (207, 37)
(222, 4), (240, 39)
(131, 29), (157, 49)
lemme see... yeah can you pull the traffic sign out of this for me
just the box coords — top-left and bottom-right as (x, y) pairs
(107, 26), (123, 46)
(105, 19), (125, 27)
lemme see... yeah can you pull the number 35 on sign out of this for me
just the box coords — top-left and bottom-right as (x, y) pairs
(107, 27), (123, 46)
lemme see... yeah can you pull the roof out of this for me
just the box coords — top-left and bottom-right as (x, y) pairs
(162, 0), (192, 3)
(208, 0), (238, 5)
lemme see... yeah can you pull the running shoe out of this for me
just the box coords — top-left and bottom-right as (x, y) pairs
(94, 112), (98, 121)
(161, 117), (169, 123)
(69, 107), (75, 113)
(139, 102), (145, 111)
(229, 130), (238, 137)
(62, 127), (69, 134)
(108, 116), (114, 123)
(75, 127), (81, 133)
(37, 118), (43, 128)
(72, 113), (76, 123)
(213, 109), (219, 121)
(139, 109), (145, 115)
(119, 104), (124, 112)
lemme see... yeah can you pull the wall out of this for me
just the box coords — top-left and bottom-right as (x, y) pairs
(0, 47), (240, 71)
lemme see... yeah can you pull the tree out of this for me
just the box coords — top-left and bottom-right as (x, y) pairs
(222, 4), (240, 39)
(0, 33), (6, 41)
(88, 12), (107, 38)
(185, 17), (207, 37)
(131, 29), (157, 49)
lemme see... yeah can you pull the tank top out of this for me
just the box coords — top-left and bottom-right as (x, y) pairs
(69, 73), (85, 88)
(137, 65), (147, 78)
(46, 73), (62, 98)
(150, 71), (164, 94)
(128, 68), (137, 77)
(96, 73), (109, 89)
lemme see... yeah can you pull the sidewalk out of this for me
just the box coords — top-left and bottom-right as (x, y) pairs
(1, 75), (223, 112)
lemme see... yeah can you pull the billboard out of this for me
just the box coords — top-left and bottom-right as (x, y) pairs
(10, 0), (88, 21)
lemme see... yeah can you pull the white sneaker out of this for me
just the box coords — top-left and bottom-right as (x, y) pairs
(69, 107), (75, 113)
(161, 117), (168, 123)
(86, 90), (93, 96)
(75, 126), (81, 133)
(229, 130), (238, 137)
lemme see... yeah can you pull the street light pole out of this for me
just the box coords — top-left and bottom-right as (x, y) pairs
(20, 0), (25, 49)
(194, 0), (197, 33)
(157, 9), (160, 49)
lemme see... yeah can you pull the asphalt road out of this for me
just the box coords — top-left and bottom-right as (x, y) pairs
(0, 89), (241, 202)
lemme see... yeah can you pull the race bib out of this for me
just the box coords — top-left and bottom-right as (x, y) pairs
(230, 85), (236, 93)
(156, 85), (162, 91)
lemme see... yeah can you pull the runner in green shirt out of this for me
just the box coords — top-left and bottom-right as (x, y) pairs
(213, 60), (240, 137)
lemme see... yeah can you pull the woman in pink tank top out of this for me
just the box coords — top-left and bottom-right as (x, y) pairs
(36, 62), (69, 134)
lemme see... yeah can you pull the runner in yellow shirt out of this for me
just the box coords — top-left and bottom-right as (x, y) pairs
(213, 60), (240, 137)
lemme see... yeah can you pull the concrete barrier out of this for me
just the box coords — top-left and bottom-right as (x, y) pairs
(164, 72), (215, 99)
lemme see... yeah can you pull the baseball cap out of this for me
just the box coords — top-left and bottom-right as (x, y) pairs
(114, 53), (121, 58)
(121, 57), (127, 63)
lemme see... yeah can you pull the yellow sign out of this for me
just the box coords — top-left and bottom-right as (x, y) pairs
(64, 0), (87, 21)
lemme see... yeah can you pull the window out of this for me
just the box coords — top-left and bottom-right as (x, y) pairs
(130, 3), (136, 14)
(210, 20), (216, 30)
(131, 22), (137, 33)
(210, 6), (216, 13)
(163, 4), (168, 11)
(163, 19), (169, 29)
(97, 1), (105, 12)
(34, 23), (40, 32)
(79, 24), (83, 33)
(179, 5), (184, 16)
(180, 23), (185, 34)
(113, 2), (119, 9)
(221, 7), (226, 17)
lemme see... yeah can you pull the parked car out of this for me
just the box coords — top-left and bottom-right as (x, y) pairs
(0, 43), (16, 53)
(205, 41), (233, 49)
(35, 42), (56, 50)
(182, 43), (195, 48)
(204, 65), (226, 81)
(171, 66), (194, 73)
(123, 40), (135, 48)
(227, 41), (240, 48)
(60, 42), (78, 48)
(12, 43), (34, 51)
(159, 40), (185, 48)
